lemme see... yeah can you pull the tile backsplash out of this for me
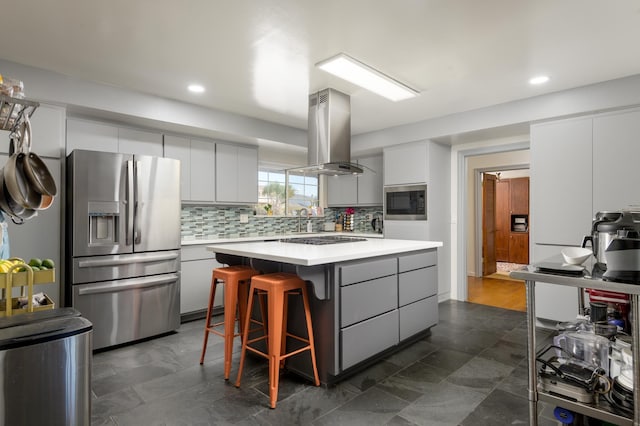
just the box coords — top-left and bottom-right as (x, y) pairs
(181, 205), (383, 239)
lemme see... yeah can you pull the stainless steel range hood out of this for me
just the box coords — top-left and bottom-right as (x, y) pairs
(288, 88), (363, 175)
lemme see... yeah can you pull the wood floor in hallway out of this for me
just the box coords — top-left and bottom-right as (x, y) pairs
(467, 275), (526, 312)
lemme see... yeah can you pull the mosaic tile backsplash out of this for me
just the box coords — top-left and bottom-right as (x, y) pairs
(181, 205), (383, 239)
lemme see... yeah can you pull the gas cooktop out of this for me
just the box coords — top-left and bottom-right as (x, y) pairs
(280, 236), (368, 245)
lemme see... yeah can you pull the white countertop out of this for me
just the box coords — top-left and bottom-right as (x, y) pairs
(205, 238), (442, 266)
(182, 231), (384, 246)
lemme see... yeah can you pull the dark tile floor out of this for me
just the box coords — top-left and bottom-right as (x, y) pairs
(91, 300), (559, 425)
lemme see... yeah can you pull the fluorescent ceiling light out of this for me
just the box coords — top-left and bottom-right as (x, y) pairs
(316, 53), (419, 102)
(529, 75), (550, 85)
(187, 84), (205, 93)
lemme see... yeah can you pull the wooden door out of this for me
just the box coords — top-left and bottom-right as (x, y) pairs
(510, 177), (530, 215)
(482, 173), (497, 276)
(495, 180), (510, 261)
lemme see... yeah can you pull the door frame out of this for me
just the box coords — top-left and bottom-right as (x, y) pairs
(474, 166), (529, 277)
(455, 141), (529, 301)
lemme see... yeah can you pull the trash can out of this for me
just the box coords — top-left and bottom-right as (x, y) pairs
(0, 308), (92, 425)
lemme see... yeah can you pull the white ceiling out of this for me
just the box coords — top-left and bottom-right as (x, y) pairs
(2, 0), (640, 136)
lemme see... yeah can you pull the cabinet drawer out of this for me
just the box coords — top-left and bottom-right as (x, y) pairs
(341, 309), (399, 370)
(399, 266), (437, 306)
(340, 275), (397, 327)
(339, 257), (396, 286)
(399, 296), (438, 341)
(398, 250), (437, 272)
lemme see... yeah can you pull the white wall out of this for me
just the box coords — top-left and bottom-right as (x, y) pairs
(465, 149), (530, 277)
(0, 58), (307, 149)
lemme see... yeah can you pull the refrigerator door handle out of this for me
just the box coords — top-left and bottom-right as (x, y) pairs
(134, 161), (142, 244)
(126, 160), (134, 246)
(77, 273), (179, 296)
(77, 252), (180, 268)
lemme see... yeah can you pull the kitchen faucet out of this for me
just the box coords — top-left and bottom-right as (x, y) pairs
(297, 208), (308, 232)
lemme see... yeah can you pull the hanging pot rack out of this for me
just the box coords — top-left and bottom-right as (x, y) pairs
(0, 94), (39, 134)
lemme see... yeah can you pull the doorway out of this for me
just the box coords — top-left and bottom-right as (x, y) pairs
(468, 163), (530, 311)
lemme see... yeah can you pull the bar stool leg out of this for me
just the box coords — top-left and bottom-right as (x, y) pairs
(235, 283), (256, 388)
(223, 278), (240, 380)
(199, 274), (218, 365)
(267, 287), (285, 408)
(301, 285), (320, 386)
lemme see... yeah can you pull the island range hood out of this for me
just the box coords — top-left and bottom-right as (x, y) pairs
(288, 88), (363, 175)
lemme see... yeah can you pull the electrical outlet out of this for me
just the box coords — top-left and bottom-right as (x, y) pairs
(239, 214), (249, 223)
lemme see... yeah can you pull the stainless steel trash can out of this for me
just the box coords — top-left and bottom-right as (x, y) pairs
(0, 308), (92, 425)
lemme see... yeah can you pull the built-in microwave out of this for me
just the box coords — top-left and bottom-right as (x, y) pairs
(384, 184), (427, 220)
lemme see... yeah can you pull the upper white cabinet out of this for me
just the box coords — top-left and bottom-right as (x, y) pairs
(215, 143), (258, 204)
(593, 109), (640, 212)
(163, 135), (191, 200)
(357, 155), (383, 205)
(530, 116), (593, 246)
(384, 142), (428, 185)
(27, 104), (65, 158)
(66, 118), (163, 157)
(67, 118), (118, 154)
(190, 139), (216, 202)
(327, 154), (383, 207)
(327, 174), (357, 206)
(118, 127), (163, 157)
(164, 135), (215, 202)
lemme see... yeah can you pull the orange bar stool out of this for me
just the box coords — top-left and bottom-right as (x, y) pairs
(199, 265), (260, 380)
(235, 272), (320, 408)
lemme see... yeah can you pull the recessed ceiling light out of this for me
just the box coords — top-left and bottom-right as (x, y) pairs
(529, 75), (550, 85)
(316, 53), (419, 102)
(187, 84), (205, 93)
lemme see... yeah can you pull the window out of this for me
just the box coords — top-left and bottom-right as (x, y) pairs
(258, 169), (318, 216)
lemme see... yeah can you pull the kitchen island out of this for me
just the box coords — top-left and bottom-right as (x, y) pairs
(206, 237), (442, 384)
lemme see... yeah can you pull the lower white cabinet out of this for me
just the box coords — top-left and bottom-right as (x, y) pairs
(180, 245), (223, 315)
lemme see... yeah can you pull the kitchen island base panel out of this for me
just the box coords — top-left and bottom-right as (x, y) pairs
(274, 249), (439, 385)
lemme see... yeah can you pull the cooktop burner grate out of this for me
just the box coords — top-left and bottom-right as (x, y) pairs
(280, 236), (367, 245)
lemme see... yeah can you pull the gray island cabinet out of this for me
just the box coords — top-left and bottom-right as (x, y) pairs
(206, 238), (441, 384)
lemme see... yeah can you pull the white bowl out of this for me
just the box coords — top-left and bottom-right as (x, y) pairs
(561, 247), (592, 265)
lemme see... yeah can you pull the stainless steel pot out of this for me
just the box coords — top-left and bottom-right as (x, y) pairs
(582, 211), (623, 266)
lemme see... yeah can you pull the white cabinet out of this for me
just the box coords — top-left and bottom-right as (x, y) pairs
(163, 135), (191, 200)
(191, 139), (216, 202)
(357, 155), (383, 205)
(117, 127), (163, 157)
(27, 104), (65, 158)
(180, 245), (223, 315)
(593, 109), (640, 212)
(164, 135), (216, 202)
(327, 174), (357, 206)
(66, 118), (118, 154)
(66, 118), (163, 157)
(215, 143), (258, 204)
(327, 154), (382, 206)
(384, 142), (428, 185)
(530, 117), (593, 246)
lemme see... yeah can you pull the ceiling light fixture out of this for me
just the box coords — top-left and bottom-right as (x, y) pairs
(316, 53), (419, 102)
(529, 75), (550, 85)
(187, 84), (205, 93)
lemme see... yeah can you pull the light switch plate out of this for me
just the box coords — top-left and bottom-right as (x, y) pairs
(239, 214), (249, 223)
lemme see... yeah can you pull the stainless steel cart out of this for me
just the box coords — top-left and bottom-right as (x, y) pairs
(512, 256), (640, 426)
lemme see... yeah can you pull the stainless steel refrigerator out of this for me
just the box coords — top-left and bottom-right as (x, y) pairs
(65, 150), (181, 350)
